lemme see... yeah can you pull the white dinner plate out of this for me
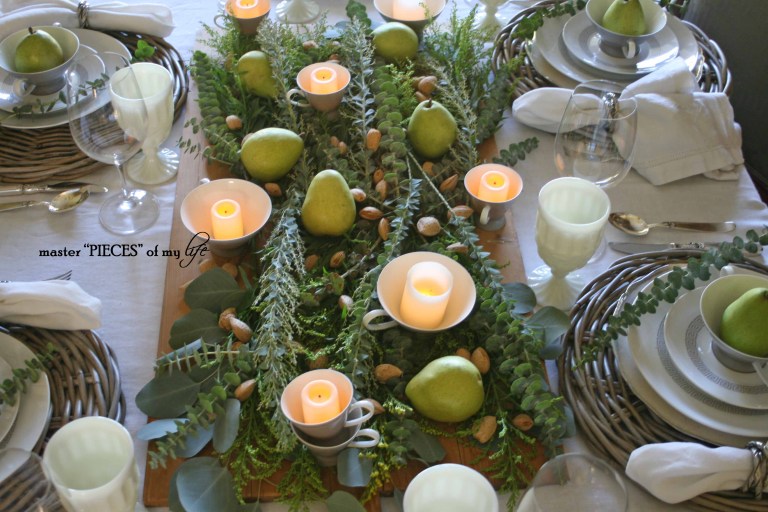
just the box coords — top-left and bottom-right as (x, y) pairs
(0, 355), (21, 445)
(0, 332), (50, 452)
(562, 11), (680, 76)
(622, 273), (768, 442)
(663, 286), (768, 410)
(0, 29), (130, 130)
(530, 13), (701, 87)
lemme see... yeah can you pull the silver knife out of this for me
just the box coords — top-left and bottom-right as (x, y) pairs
(610, 241), (714, 254)
(0, 182), (108, 196)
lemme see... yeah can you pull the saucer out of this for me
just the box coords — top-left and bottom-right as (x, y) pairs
(0, 355), (21, 446)
(562, 11), (680, 76)
(664, 286), (768, 410)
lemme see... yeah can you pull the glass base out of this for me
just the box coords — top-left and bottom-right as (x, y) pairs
(126, 148), (179, 185)
(527, 265), (584, 311)
(275, 0), (321, 24)
(99, 189), (160, 235)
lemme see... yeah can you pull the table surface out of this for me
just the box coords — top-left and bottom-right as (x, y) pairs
(1, 2), (767, 511)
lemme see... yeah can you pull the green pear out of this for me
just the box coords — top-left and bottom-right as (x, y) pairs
(371, 22), (419, 63)
(301, 170), (356, 237)
(720, 287), (768, 357)
(407, 99), (458, 159)
(240, 127), (303, 182)
(236, 50), (278, 98)
(602, 0), (647, 36)
(14, 27), (65, 73)
(405, 356), (484, 423)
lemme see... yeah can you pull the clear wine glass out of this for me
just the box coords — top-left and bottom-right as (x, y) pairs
(65, 51), (159, 235)
(0, 448), (59, 511)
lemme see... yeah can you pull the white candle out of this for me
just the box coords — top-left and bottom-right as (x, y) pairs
(477, 170), (511, 203)
(309, 67), (339, 95)
(230, 0), (269, 18)
(300, 379), (341, 424)
(399, 261), (453, 329)
(210, 199), (244, 240)
(392, 0), (425, 21)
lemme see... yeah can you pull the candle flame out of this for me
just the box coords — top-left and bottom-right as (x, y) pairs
(415, 278), (446, 297)
(215, 201), (237, 217)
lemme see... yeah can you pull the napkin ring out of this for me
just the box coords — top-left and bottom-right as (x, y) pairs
(742, 441), (768, 499)
(77, 1), (91, 29)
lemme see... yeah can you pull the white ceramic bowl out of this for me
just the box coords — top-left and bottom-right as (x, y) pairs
(403, 463), (498, 512)
(586, 0), (667, 58)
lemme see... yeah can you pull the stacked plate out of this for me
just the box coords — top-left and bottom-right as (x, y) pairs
(528, 10), (702, 88)
(0, 332), (50, 451)
(614, 269), (768, 447)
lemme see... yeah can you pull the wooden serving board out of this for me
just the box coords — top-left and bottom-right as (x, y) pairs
(144, 81), (542, 510)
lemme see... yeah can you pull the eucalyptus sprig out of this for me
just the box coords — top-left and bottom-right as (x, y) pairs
(0, 342), (56, 407)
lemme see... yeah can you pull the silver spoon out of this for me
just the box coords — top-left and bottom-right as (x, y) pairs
(0, 188), (90, 213)
(609, 212), (736, 236)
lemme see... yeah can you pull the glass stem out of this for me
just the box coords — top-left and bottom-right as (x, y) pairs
(116, 162), (131, 198)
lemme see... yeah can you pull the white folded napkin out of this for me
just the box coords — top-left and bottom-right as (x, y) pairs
(0, 0), (175, 39)
(512, 58), (744, 185)
(0, 280), (101, 330)
(626, 442), (753, 503)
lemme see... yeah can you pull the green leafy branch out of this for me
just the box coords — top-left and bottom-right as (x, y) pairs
(0, 343), (56, 407)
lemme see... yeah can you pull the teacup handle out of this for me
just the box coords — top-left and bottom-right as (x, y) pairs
(287, 88), (311, 109)
(753, 361), (768, 388)
(213, 14), (227, 29)
(343, 399), (375, 428)
(12, 79), (35, 98)
(479, 205), (491, 225)
(622, 40), (638, 59)
(362, 309), (398, 331)
(347, 428), (380, 449)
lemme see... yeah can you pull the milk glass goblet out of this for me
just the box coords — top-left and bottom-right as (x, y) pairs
(120, 62), (178, 185)
(527, 177), (611, 310)
(66, 52), (159, 235)
(0, 448), (58, 511)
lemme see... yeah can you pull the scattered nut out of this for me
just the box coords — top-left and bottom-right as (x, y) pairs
(377, 217), (390, 241)
(410, 76), (425, 90)
(338, 294), (353, 312)
(199, 258), (217, 273)
(328, 53), (341, 63)
(422, 161), (435, 176)
(414, 91), (428, 103)
(368, 398), (385, 415)
(366, 128), (382, 151)
(234, 379), (256, 401)
(264, 182), (282, 197)
(221, 262), (238, 278)
(449, 205), (474, 219)
(417, 216), (441, 237)
(447, 242), (469, 254)
(308, 354), (329, 370)
(337, 141), (348, 155)
(472, 415), (497, 444)
(350, 188), (367, 203)
(375, 179), (388, 200)
(302, 40), (318, 50)
(218, 307), (237, 330)
(329, 251), (346, 268)
(471, 347), (491, 374)
(229, 317), (253, 343)
(439, 174), (459, 193)
(305, 254), (320, 271)
(417, 76), (437, 96)
(360, 206), (384, 220)
(455, 348), (471, 360)
(372, 168), (385, 184)
(374, 363), (403, 383)
(225, 115), (242, 130)
(512, 413), (535, 432)
(231, 341), (243, 351)
(330, 135), (340, 147)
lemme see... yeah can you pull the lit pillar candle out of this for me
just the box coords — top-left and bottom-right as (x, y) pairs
(300, 379), (341, 424)
(230, 0), (269, 18)
(392, 0), (425, 20)
(309, 67), (338, 94)
(210, 199), (244, 240)
(477, 170), (511, 202)
(399, 261), (453, 329)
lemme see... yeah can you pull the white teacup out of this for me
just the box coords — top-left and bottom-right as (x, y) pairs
(287, 62), (351, 113)
(403, 463), (498, 512)
(42, 417), (138, 512)
(586, 0), (667, 59)
(0, 26), (80, 97)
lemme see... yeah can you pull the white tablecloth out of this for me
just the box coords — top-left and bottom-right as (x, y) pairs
(1, 2), (766, 511)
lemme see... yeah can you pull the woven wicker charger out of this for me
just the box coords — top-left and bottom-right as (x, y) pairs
(0, 31), (189, 184)
(560, 250), (768, 511)
(492, 0), (731, 98)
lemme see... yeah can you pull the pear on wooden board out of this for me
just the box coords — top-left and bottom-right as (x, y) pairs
(301, 170), (356, 237)
(720, 287), (768, 357)
(602, 0), (647, 36)
(406, 99), (457, 160)
(405, 355), (484, 423)
(236, 50), (278, 98)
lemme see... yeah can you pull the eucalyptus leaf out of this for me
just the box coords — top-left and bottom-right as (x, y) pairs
(527, 306), (570, 358)
(394, 488), (404, 511)
(157, 339), (202, 368)
(169, 309), (227, 349)
(325, 490), (366, 512)
(220, 289), (248, 311)
(176, 457), (240, 512)
(136, 372), (201, 418)
(137, 418), (188, 441)
(213, 399), (241, 453)
(184, 268), (241, 311)
(408, 428), (445, 463)
(176, 423), (214, 458)
(502, 282), (536, 314)
(168, 465), (184, 512)
(337, 448), (372, 488)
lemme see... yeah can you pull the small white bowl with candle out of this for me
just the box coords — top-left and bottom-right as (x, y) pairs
(213, 0), (271, 35)
(287, 62), (351, 113)
(373, 0), (447, 39)
(362, 251), (476, 333)
(464, 163), (523, 232)
(180, 178), (272, 256)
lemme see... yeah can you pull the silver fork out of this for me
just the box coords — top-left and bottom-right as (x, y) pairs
(0, 269), (72, 283)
